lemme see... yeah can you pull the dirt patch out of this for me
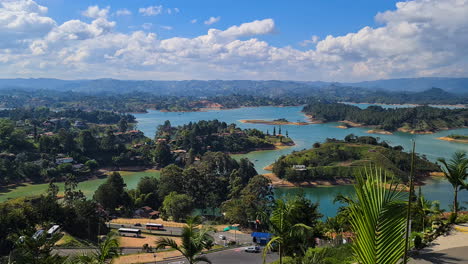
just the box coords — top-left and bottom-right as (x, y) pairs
(437, 136), (468, 144)
(119, 234), (181, 248)
(111, 218), (230, 232)
(239, 119), (311, 126)
(367, 129), (393, 135)
(262, 173), (353, 187)
(339, 120), (364, 127)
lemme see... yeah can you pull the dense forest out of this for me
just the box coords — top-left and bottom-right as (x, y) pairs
(303, 101), (468, 133)
(155, 119), (294, 156)
(0, 89), (307, 113)
(272, 135), (440, 182)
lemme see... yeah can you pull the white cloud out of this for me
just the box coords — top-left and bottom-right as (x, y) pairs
(0, 0), (56, 48)
(142, 23), (152, 30)
(82, 5), (109, 19)
(160, 25), (173, 30)
(116, 9), (131, 16)
(191, 19), (197, 24)
(204, 16), (220, 25)
(300, 35), (320, 46)
(0, 0), (467, 81)
(220, 19), (275, 38)
(139, 6), (162, 16)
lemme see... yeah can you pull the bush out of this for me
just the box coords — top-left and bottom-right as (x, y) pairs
(414, 234), (423, 250)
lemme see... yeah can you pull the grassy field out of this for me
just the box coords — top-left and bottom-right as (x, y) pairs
(0, 170), (160, 202)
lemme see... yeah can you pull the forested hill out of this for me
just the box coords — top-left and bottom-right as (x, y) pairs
(156, 120), (294, 155)
(303, 102), (468, 133)
(272, 135), (439, 183)
(1, 77), (468, 96)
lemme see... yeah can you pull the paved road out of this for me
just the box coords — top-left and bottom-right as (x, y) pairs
(410, 246), (468, 264)
(156, 247), (279, 264)
(108, 223), (182, 236)
(109, 223), (253, 245)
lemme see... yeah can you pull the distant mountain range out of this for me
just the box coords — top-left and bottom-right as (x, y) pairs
(0, 77), (467, 96)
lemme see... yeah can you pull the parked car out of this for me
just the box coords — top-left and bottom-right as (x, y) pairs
(219, 235), (226, 240)
(245, 246), (260, 253)
(134, 223), (142, 227)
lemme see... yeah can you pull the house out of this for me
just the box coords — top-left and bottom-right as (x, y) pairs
(292, 165), (307, 171)
(41, 132), (55, 137)
(73, 121), (87, 129)
(56, 157), (74, 165)
(133, 206), (160, 219)
(72, 163), (85, 170)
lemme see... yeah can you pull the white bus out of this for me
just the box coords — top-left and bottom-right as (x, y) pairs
(47, 225), (60, 238)
(118, 228), (141, 237)
(145, 223), (164, 230)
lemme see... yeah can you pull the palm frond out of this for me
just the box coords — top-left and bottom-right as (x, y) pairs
(263, 236), (281, 264)
(349, 167), (407, 264)
(155, 237), (180, 251)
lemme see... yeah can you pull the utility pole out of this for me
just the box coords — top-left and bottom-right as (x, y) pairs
(403, 140), (416, 264)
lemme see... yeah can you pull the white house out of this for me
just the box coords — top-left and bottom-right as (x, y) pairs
(292, 165), (307, 171)
(56, 157), (74, 165)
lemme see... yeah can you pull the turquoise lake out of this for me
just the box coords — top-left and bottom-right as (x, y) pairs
(134, 105), (468, 218)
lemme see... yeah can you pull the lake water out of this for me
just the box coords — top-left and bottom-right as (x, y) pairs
(134, 106), (468, 217)
(2, 105), (467, 218)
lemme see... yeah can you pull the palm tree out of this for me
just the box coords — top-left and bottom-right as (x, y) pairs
(345, 167), (407, 264)
(438, 151), (468, 220)
(262, 199), (312, 264)
(155, 216), (213, 264)
(70, 232), (120, 264)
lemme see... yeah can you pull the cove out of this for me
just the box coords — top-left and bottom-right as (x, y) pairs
(134, 106), (468, 217)
(1, 105), (467, 218)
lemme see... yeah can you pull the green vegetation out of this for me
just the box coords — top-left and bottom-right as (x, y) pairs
(345, 169), (407, 264)
(447, 134), (468, 140)
(437, 151), (468, 222)
(155, 216), (214, 264)
(0, 89), (306, 113)
(272, 135), (439, 182)
(156, 120), (294, 158)
(70, 232), (120, 264)
(303, 101), (468, 133)
(262, 197), (321, 264)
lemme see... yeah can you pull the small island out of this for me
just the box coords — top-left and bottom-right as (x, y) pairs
(156, 119), (295, 156)
(438, 134), (468, 144)
(240, 118), (311, 126)
(303, 101), (468, 134)
(266, 134), (439, 187)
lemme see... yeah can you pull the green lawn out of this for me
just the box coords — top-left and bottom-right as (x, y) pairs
(0, 170), (160, 202)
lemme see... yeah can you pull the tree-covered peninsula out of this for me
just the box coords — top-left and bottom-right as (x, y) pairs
(272, 135), (439, 183)
(156, 119), (294, 156)
(303, 101), (468, 133)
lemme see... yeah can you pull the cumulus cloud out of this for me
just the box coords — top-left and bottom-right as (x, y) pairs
(204, 16), (220, 25)
(0, 0), (467, 81)
(82, 5), (109, 19)
(0, 0), (56, 48)
(116, 8), (131, 16)
(139, 6), (163, 16)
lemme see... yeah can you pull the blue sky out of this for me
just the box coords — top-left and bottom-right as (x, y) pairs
(39, 0), (400, 48)
(1, 0), (467, 81)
